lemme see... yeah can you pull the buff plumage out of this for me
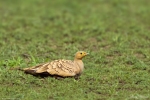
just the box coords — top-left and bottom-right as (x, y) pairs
(23, 51), (88, 77)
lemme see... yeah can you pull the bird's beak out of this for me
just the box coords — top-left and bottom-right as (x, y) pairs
(85, 52), (89, 55)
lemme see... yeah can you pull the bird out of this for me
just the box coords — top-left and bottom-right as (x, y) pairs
(22, 51), (88, 78)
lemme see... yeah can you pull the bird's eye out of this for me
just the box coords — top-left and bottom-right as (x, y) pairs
(80, 53), (82, 55)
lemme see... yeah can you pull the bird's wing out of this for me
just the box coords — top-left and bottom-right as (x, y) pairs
(24, 59), (77, 77)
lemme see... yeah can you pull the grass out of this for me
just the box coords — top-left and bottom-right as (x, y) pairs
(0, 0), (150, 100)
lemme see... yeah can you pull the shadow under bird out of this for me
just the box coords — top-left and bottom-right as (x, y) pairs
(22, 51), (89, 78)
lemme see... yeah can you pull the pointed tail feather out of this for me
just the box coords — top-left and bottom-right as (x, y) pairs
(10, 67), (50, 77)
(9, 67), (24, 71)
(10, 67), (37, 75)
(23, 69), (38, 75)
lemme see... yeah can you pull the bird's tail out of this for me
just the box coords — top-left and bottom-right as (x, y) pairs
(10, 67), (38, 75)
(10, 67), (49, 77)
(10, 67), (24, 71)
(23, 68), (37, 75)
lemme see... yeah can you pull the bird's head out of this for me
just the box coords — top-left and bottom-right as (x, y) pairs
(74, 51), (89, 60)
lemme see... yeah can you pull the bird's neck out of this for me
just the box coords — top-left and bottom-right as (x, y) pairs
(74, 58), (83, 63)
(74, 58), (84, 74)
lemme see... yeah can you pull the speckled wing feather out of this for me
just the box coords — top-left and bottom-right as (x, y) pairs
(24, 59), (77, 77)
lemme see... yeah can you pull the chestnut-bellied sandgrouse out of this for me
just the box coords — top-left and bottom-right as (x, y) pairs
(23, 51), (88, 78)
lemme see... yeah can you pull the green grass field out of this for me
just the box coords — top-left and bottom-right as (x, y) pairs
(0, 0), (150, 100)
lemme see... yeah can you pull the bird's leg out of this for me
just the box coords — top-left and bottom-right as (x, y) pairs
(74, 74), (80, 80)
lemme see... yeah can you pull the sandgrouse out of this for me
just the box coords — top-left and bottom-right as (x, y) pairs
(23, 51), (88, 78)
